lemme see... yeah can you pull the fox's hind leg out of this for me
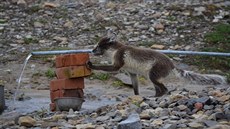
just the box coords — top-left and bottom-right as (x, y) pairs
(149, 67), (168, 97)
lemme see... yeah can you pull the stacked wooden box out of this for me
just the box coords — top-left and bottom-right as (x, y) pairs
(49, 53), (91, 111)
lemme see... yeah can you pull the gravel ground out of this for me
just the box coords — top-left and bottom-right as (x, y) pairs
(0, 0), (230, 128)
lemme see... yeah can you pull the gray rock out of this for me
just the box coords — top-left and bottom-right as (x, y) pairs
(203, 105), (214, 110)
(214, 112), (226, 121)
(204, 120), (218, 127)
(188, 122), (204, 128)
(96, 115), (110, 122)
(117, 113), (142, 129)
(161, 123), (177, 129)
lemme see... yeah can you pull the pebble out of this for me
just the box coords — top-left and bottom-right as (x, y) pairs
(150, 44), (165, 49)
(117, 113), (141, 129)
(188, 122), (204, 128)
(18, 116), (36, 127)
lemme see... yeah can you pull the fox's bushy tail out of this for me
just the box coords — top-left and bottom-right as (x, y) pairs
(175, 68), (227, 85)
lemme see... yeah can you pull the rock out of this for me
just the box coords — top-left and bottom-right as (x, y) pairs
(152, 12), (161, 18)
(117, 113), (142, 129)
(146, 100), (158, 108)
(128, 95), (143, 104)
(207, 125), (230, 129)
(128, 37), (140, 42)
(223, 103), (230, 114)
(218, 95), (230, 102)
(196, 97), (212, 105)
(194, 7), (206, 15)
(34, 22), (44, 28)
(162, 123), (177, 129)
(76, 123), (95, 129)
(64, 21), (73, 28)
(53, 36), (68, 45)
(153, 23), (164, 30)
(96, 115), (110, 122)
(137, 25), (149, 30)
(214, 112), (226, 121)
(43, 2), (59, 8)
(188, 122), (203, 128)
(18, 116), (36, 127)
(177, 105), (188, 111)
(204, 120), (218, 127)
(203, 105), (214, 110)
(52, 114), (66, 121)
(194, 102), (203, 110)
(140, 102), (149, 109)
(96, 125), (105, 129)
(209, 90), (224, 97)
(170, 94), (187, 102)
(17, 0), (26, 5)
(150, 44), (165, 49)
(149, 27), (155, 32)
(140, 110), (151, 119)
(151, 119), (163, 126)
(157, 29), (164, 34)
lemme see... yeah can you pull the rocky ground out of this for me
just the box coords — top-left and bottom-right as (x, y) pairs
(0, 0), (230, 129)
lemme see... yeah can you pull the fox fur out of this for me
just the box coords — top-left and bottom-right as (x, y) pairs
(87, 37), (227, 97)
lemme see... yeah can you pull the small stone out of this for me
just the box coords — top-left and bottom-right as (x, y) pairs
(128, 95), (143, 104)
(157, 29), (164, 34)
(162, 123), (177, 129)
(207, 125), (230, 129)
(43, 2), (59, 8)
(204, 120), (218, 127)
(188, 122), (203, 128)
(151, 119), (163, 126)
(118, 110), (128, 118)
(18, 116), (36, 127)
(128, 37), (140, 42)
(17, 0), (26, 5)
(76, 123), (95, 129)
(64, 21), (73, 28)
(149, 27), (155, 32)
(209, 90), (224, 97)
(214, 112), (227, 121)
(53, 36), (68, 45)
(152, 12), (161, 18)
(194, 102), (203, 110)
(203, 105), (214, 110)
(150, 44), (165, 49)
(52, 114), (66, 121)
(218, 95), (230, 102)
(0, 27), (4, 31)
(140, 110), (151, 119)
(95, 125), (105, 129)
(178, 105), (187, 111)
(34, 22), (44, 28)
(140, 102), (149, 109)
(196, 97), (212, 105)
(117, 113), (141, 129)
(96, 115), (110, 122)
(170, 94), (187, 102)
(153, 23), (164, 30)
(137, 25), (149, 30)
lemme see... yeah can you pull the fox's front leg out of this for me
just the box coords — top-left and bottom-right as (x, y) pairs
(86, 61), (123, 72)
(129, 73), (139, 95)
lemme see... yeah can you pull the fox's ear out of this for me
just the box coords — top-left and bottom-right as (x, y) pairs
(107, 29), (117, 43)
